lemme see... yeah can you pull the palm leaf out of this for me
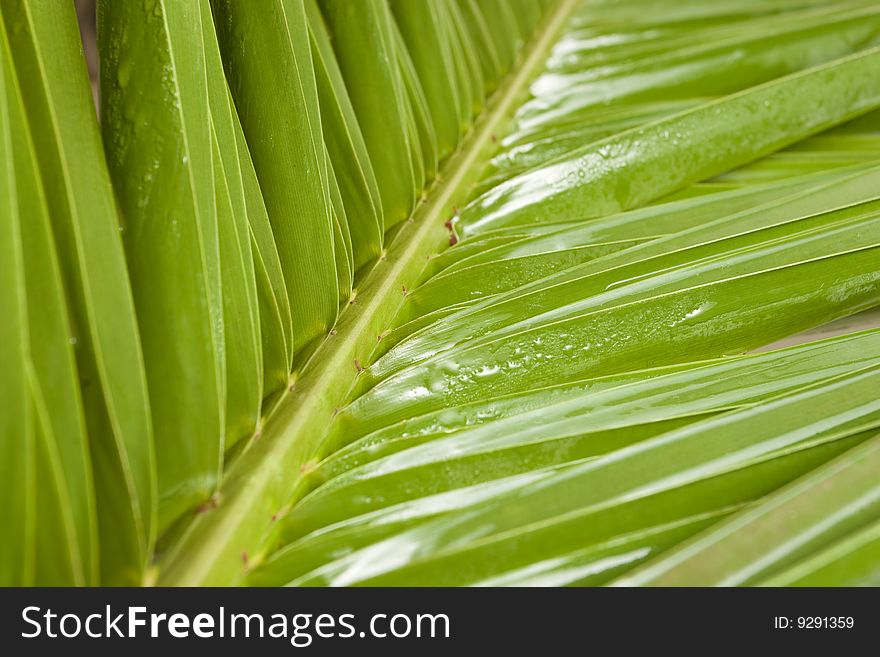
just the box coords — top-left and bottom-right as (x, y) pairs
(762, 519), (880, 586)
(319, 0), (420, 226)
(234, 110), (293, 395)
(0, 31), (34, 585)
(202, 1), (263, 449)
(99, 0), (224, 533)
(4, 0), (880, 586)
(213, 0), (339, 355)
(616, 431), (880, 586)
(249, 331), (880, 585)
(307, 0), (384, 269)
(1, 18), (98, 585)
(3, 0), (154, 585)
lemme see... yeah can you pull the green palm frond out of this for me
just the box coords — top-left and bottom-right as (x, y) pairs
(1, 0), (879, 586)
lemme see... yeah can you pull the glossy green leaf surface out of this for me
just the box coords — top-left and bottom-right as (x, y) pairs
(244, 0), (880, 587)
(292, 331), (880, 540)
(391, 0), (461, 160)
(234, 111), (292, 395)
(6, 0), (880, 588)
(0, 32), (33, 585)
(6, 0), (154, 585)
(459, 47), (880, 234)
(319, 0), (418, 227)
(100, 0), (223, 533)
(762, 519), (880, 586)
(212, 0), (338, 355)
(307, 0), (384, 269)
(173, 0), (880, 586)
(203, 2), (262, 447)
(408, 165), (877, 315)
(616, 432), (880, 585)
(1, 21), (97, 585)
(154, 0), (560, 584)
(457, 0), (502, 94)
(254, 357), (880, 585)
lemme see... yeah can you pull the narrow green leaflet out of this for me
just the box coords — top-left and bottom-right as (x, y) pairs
(203, 1), (263, 447)
(328, 157), (354, 301)
(0, 39), (33, 585)
(5, 0), (155, 585)
(521, 2), (880, 130)
(2, 22), (98, 585)
(471, 508), (745, 587)
(307, 0), (384, 269)
(408, 162), (880, 315)
(456, 0), (502, 94)
(761, 519), (880, 586)
(254, 360), (880, 586)
(99, 0), (223, 533)
(391, 0), (461, 161)
(364, 161), (880, 365)
(477, 0), (522, 73)
(565, 0), (832, 28)
(391, 17), (440, 187)
(319, 0), (418, 227)
(446, 0), (485, 116)
(349, 212), (880, 433)
(616, 432), (880, 586)
(293, 330), (880, 539)
(458, 46), (880, 234)
(212, 0), (338, 355)
(234, 111), (292, 395)
(509, 0), (542, 39)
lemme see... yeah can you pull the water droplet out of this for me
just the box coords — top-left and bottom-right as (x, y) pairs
(475, 364), (501, 378)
